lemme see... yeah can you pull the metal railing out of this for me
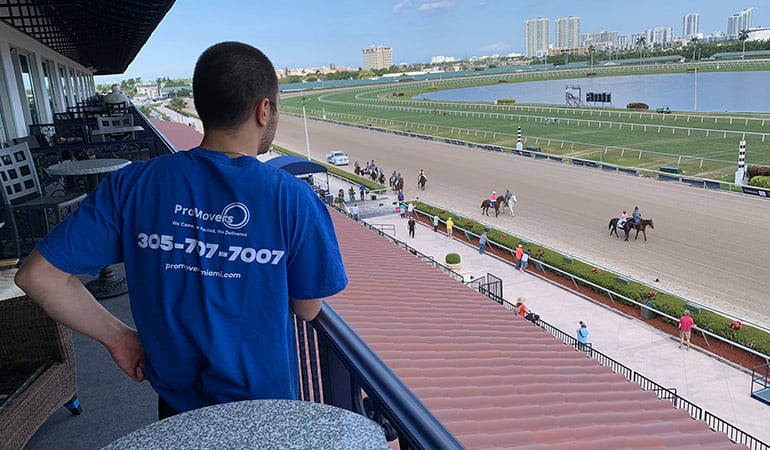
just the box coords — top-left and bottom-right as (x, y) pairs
(526, 313), (767, 449)
(295, 306), (464, 450)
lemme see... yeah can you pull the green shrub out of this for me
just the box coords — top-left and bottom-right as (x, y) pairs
(445, 253), (461, 264)
(749, 176), (770, 189)
(496, 98), (516, 104)
(626, 102), (649, 109)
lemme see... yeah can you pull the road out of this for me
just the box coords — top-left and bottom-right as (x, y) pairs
(275, 114), (770, 328)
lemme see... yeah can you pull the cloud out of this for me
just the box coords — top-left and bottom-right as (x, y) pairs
(418, 1), (455, 11)
(393, 0), (411, 13)
(480, 42), (510, 52)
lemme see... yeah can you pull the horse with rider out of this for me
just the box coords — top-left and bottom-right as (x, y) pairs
(481, 190), (516, 217)
(609, 206), (654, 241)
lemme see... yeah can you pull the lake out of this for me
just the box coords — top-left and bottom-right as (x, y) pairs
(419, 71), (770, 113)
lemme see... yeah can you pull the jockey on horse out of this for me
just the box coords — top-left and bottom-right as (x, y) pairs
(417, 169), (427, 190)
(617, 210), (628, 228)
(631, 206), (642, 225)
(489, 191), (497, 208)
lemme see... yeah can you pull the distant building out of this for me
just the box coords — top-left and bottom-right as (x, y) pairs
(581, 30), (619, 51)
(431, 56), (457, 64)
(728, 8), (753, 38)
(555, 16), (580, 49)
(525, 17), (549, 57)
(159, 85), (192, 98)
(362, 45), (392, 70)
(135, 83), (159, 99)
(748, 27), (770, 41)
(683, 13), (700, 38)
(646, 27), (674, 46)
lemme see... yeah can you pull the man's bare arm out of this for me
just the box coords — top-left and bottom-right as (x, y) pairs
(290, 298), (323, 322)
(15, 250), (145, 381)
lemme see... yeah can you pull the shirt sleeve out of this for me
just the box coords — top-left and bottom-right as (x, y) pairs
(285, 185), (348, 300)
(37, 165), (138, 275)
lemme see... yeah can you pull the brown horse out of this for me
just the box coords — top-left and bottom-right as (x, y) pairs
(481, 197), (508, 217)
(394, 177), (404, 193)
(417, 174), (427, 191)
(630, 218), (654, 241)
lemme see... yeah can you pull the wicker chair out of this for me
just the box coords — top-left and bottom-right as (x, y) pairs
(0, 295), (81, 450)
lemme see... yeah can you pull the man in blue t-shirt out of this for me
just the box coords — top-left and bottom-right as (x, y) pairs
(15, 42), (348, 419)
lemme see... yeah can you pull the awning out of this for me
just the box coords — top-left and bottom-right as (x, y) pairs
(0, 0), (176, 75)
(264, 155), (327, 176)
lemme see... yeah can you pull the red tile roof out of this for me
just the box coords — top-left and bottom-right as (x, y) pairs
(149, 119), (202, 151)
(327, 210), (742, 449)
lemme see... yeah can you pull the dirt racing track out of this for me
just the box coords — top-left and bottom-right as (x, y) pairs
(275, 114), (770, 328)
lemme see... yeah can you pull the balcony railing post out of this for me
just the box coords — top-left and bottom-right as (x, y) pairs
(316, 331), (361, 413)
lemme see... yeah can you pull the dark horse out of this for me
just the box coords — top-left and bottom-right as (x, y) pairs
(481, 197), (508, 217)
(608, 218), (655, 241)
(417, 174), (427, 191)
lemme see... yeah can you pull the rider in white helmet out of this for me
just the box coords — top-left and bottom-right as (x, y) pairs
(490, 191), (497, 207)
(618, 210), (628, 228)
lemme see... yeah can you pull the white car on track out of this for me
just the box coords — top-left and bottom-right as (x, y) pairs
(326, 150), (349, 166)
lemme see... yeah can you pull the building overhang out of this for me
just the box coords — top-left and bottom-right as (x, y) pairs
(0, 0), (175, 75)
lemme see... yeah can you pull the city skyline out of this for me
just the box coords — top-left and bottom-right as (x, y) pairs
(95, 1), (765, 83)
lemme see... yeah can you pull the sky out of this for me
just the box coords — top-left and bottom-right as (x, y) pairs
(95, 1), (766, 84)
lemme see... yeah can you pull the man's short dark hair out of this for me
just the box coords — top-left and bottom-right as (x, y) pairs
(193, 42), (278, 130)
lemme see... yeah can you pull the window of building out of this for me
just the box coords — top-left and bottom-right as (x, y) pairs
(58, 65), (70, 108)
(11, 49), (41, 125)
(41, 59), (59, 114)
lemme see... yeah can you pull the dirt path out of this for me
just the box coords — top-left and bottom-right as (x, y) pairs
(275, 114), (770, 329)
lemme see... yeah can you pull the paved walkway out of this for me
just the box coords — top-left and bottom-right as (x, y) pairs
(363, 210), (770, 444)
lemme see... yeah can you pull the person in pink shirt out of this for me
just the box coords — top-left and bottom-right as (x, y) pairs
(678, 309), (695, 350)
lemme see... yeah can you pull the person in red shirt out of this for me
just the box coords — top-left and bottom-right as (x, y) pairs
(678, 309), (695, 350)
(515, 244), (524, 270)
(513, 297), (527, 317)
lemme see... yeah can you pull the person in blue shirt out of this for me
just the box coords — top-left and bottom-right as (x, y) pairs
(632, 206), (642, 225)
(15, 42), (348, 419)
(576, 321), (590, 352)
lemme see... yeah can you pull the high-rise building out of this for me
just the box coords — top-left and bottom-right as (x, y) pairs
(728, 7), (753, 38)
(581, 31), (619, 51)
(683, 13), (700, 38)
(525, 17), (549, 57)
(555, 16), (580, 49)
(646, 27), (674, 46)
(362, 45), (392, 70)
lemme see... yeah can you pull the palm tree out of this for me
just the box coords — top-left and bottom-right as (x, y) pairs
(689, 36), (699, 62)
(738, 29), (750, 60)
(636, 36), (647, 65)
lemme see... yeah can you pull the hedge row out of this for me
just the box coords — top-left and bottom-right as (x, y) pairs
(749, 176), (770, 188)
(414, 201), (770, 357)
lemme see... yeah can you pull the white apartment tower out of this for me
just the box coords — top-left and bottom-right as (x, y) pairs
(525, 17), (549, 57)
(728, 8), (753, 38)
(362, 45), (392, 70)
(555, 16), (580, 49)
(683, 13), (700, 38)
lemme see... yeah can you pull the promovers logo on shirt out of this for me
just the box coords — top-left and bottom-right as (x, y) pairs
(174, 202), (250, 230)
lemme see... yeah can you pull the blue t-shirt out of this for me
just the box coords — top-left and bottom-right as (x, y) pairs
(38, 148), (348, 412)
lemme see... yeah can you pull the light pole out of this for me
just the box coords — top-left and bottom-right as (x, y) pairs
(301, 97), (311, 160)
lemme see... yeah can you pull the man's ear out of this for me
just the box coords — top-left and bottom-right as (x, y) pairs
(256, 98), (271, 126)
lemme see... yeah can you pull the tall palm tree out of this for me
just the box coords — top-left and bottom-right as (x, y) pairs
(636, 36), (647, 65)
(689, 36), (699, 62)
(738, 29), (750, 60)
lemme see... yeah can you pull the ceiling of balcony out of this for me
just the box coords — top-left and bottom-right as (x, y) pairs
(0, 0), (175, 75)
